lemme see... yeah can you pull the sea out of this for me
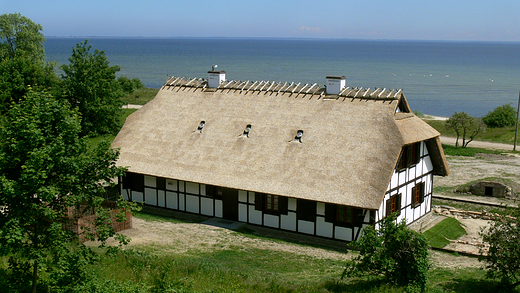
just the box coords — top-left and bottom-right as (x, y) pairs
(44, 37), (520, 118)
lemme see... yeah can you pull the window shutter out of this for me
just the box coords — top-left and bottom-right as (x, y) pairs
(386, 198), (392, 217)
(325, 204), (335, 222)
(255, 193), (264, 211)
(396, 194), (402, 215)
(156, 177), (166, 190)
(411, 186), (417, 206)
(134, 173), (144, 192)
(279, 196), (288, 215)
(353, 208), (364, 226)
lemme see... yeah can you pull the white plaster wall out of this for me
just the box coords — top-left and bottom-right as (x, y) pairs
(132, 191), (143, 203)
(215, 200), (223, 218)
(200, 197), (213, 216)
(281, 212), (296, 231)
(157, 190), (165, 207)
(238, 190), (247, 203)
(298, 220), (314, 235)
(239, 203), (248, 222)
(248, 206), (262, 225)
(186, 182), (199, 195)
(264, 214), (279, 228)
(335, 226), (352, 241)
(185, 194), (199, 213)
(144, 175), (156, 188)
(144, 187), (156, 205)
(166, 179), (177, 191)
(121, 189), (130, 200)
(179, 181), (185, 192)
(288, 198), (296, 211)
(166, 191), (178, 209)
(200, 184), (206, 196)
(316, 217), (333, 238)
(179, 194), (185, 210)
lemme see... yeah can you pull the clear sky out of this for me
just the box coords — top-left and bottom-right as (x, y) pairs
(3, 0), (520, 42)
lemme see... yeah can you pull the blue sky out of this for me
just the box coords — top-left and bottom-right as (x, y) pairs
(4, 0), (520, 41)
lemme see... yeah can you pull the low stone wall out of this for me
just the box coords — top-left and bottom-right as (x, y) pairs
(433, 205), (515, 221)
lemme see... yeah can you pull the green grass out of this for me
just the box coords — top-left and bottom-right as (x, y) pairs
(120, 88), (159, 105)
(441, 144), (509, 156)
(424, 119), (518, 145)
(422, 217), (467, 248)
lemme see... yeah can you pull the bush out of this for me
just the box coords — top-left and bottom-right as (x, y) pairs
(118, 76), (144, 93)
(483, 104), (517, 128)
(342, 214), (429, 292)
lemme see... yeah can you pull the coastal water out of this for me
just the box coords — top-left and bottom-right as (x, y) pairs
(45, 37), (520, 117)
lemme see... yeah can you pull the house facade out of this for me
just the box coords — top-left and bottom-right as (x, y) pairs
(114, 72), (448, 242)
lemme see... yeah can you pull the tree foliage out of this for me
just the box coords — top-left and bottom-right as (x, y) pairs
(480, 207), (520, 290)
(445, 112), (486, 147)
(0, 90), (128, 292)
(0, 13), (45, 61)
(60, 40), (124, 136)
(117, 75), (144, 93)
(343, 214), (429, 292)
(483, 104), (518, 128)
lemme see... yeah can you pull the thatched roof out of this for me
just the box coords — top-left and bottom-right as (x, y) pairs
(112, 77), (448, 210)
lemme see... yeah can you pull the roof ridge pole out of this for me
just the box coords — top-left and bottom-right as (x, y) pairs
(223, 80), (234, 88)
(363, 87), (371, 97)
(245, 81), (258, 94)
(378, 88), (387, 98)
(171, 77), (180, 86)
(278, 82), (289, 94)
(371, 88), (380, 97)
(185, 77), (196, 87)
(265, 81), (275, 92)
(394, 89), (402, 98)
(240, 81), (250, 93)
(354, 87), (363, 98)
(291, 82), (301, 94)
(338, 86), (350, 96)
(297, 83), (308, 95)
(305, 83), (317, 94)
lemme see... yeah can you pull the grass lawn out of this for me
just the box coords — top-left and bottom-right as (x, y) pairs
(424, 119), (517, 145)
(120, 88), (159, 105)
(422, 217), (467, 248)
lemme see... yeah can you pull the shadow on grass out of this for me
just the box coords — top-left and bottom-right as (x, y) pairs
(441, 277), (518, 293)
(323, 278), (403, 293)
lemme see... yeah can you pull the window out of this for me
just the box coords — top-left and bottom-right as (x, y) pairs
(336, 205), (353, 223)
(386, 193), (401, 216)
(206, 185), (223, 198)
(243, 124), (251, 137)
(294, 130), (303, 143)
(411, 182), (425, 207)
(265, 194), (279, 211)
(397, 142), (421, 170)
(197, 120), (205, 133)
(297, 199), (316, 221)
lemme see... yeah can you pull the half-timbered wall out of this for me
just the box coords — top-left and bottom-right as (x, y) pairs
(121, 176), (372, 242)
(376, 141), (434, 227)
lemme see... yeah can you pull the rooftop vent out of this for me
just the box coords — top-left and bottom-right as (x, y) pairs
(208, 65), (226, 88)
(326, 75), (346, 95)
(294, 130), (304, 143)
(242, 124), (252, 137)
(197, 121), (205, 133)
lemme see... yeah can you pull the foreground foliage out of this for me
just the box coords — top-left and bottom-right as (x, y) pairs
(0, 90), (127, 292)
(480, 207), (520, 290)
(343, 214), (429, 292)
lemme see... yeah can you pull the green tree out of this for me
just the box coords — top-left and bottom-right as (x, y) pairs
(342, 214), (429, 292)
(0, 13), (58, 112)
(480, 207), (520, 290)
(0, 89), (126, 293)
(0, 13), (45, 61)
(445, 112), (486, 147)
(60, 40), (124, 136)
(483, 104), (517, 128)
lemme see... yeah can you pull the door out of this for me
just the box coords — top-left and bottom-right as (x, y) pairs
(221, 187), (238, 221)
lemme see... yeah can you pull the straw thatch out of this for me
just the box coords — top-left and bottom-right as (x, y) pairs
(112, 77), (448, 210)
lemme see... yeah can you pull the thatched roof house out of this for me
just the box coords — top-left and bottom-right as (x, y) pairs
(113, 72), (448, 241)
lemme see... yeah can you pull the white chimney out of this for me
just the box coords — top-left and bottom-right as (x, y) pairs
(326, 75), (346, 95)
(208, 65), (226, 88)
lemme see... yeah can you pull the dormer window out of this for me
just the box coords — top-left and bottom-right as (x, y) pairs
(197, 121), (205, 133)
(243, 124), (252, 137)
(294, 130), (303, 143)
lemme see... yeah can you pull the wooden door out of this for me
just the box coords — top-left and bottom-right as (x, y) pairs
(222, 187), (238, 221)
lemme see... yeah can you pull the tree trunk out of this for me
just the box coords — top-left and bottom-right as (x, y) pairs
(31, 260), (38, 293)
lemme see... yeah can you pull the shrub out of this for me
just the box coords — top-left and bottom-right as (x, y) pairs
(342, 214), (429, 292)
(483, 104), (517, 128)
(118, 76), (144, 93)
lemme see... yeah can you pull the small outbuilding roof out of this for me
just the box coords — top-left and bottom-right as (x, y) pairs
(112, 76), (448, 210)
